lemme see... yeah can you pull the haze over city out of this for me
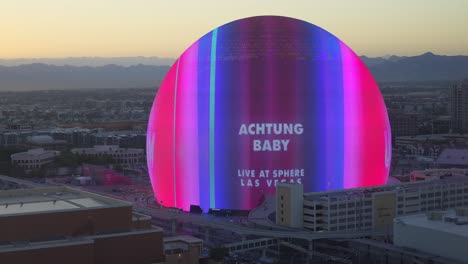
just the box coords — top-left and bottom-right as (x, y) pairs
(1, 0), (468, 59)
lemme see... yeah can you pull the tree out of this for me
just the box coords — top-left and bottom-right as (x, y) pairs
(0, 146), (25, 175)
(209, 246), (228, 261)
(55, 150), (80, 167)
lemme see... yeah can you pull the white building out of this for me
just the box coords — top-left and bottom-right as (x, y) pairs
(302, 176), (468, 232)
(71, 145), (144, 165)
(394, 208), (468, 263)
(11, 148), (60, 170)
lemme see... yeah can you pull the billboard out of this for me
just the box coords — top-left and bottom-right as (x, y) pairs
(147, 16), (391, 211)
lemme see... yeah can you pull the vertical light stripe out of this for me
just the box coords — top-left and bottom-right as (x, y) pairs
(340, 42), (361, 188)
(173, 60), (181, 206)
(209, 28), (218, 208)
(177, 43), (200, 210)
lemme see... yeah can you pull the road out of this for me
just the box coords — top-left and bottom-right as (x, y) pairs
(0, 175), (45, 188)
(133, 205), (385, 241)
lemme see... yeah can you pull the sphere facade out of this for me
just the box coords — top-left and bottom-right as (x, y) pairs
(147, 16), (391, 211)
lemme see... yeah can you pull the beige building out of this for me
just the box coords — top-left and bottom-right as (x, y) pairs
(276, 183), (303, 228)
(11, 148), (60, 170)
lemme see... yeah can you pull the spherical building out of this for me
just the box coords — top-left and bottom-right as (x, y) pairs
(147, 16), (391, 211)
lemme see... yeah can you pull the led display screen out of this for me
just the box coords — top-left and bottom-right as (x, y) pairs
(147, 16), (391, 211)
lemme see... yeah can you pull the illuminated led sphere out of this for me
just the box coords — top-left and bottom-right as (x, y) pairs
(147, 16), (391, 211)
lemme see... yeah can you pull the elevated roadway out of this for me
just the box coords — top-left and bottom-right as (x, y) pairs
(134, 205), (385, 241)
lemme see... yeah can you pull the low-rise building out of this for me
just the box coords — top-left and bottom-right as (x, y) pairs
(0, 186), (164, 264)
(71, 145), (144, 165)
(303, 176), (468, 232)
(164, 235), (203, 264)
(11, 148), (60, 170)
(349, 238), (465, 264)
(436, 148), (468, 168)
(394, 208), (468, 263)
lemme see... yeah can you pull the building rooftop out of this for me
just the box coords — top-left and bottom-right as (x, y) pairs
(410, 168), (468, 180)
(303, 175), (468, 201)
(437, 149), (468, 166)
(29, 135), (54, 144)
(164, 235), (203, 244)
(395, 208), (468, 238)
(10, 148), (57, 159)
(164, 235), (203, 255)
(0, 186), (130, 217)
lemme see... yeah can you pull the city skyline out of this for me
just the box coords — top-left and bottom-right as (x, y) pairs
(1, 0), (468, 59)
(1, 2), (468, 263)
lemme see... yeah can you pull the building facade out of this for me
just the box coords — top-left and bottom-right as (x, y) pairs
(0, 129), (146, 148)
(11, 148), (60, 170)
(450, 79), (468, 132)
(71, 145), (144, 165)
(0, 186), (164, 264)
(0, 186), (203, 264)
(276, 183), (303, 228)
(388, 110), (419, 137)
(303, 176), (468, 232)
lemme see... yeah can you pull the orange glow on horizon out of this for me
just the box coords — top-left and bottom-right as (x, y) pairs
(1, 0), (467, 58)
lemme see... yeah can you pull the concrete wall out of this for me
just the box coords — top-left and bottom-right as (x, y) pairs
(0, 230), (164, 264)
(276, 185), (291, 225)
(372, 191), (396, 229)
(0, 206), (132, 242)
(276, 183), (303, 228)
(93, 230), (164, 264)
(132, 212), (153, 230)
(0, 241), (95, 264)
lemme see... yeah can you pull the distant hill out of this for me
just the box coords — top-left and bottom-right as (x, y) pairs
(0, 56), (175, 67)
(362, 52), (468, 81)
(360, 55), (406, 66)
(0, 64), (170, 91)
(1, 53), (468, 91)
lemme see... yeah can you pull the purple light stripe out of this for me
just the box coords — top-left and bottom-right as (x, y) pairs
(176, 43), (200, 208)
(341, 42), (362, 189)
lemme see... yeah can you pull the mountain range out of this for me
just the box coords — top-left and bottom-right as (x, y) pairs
(0, 56), (174, 67)
(361, 52), (468, 82)
(0, 53), (467, 91)
(0, 64), (169, 91)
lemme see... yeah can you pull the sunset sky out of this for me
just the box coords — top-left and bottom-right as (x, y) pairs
(1, 0), (467, 58)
